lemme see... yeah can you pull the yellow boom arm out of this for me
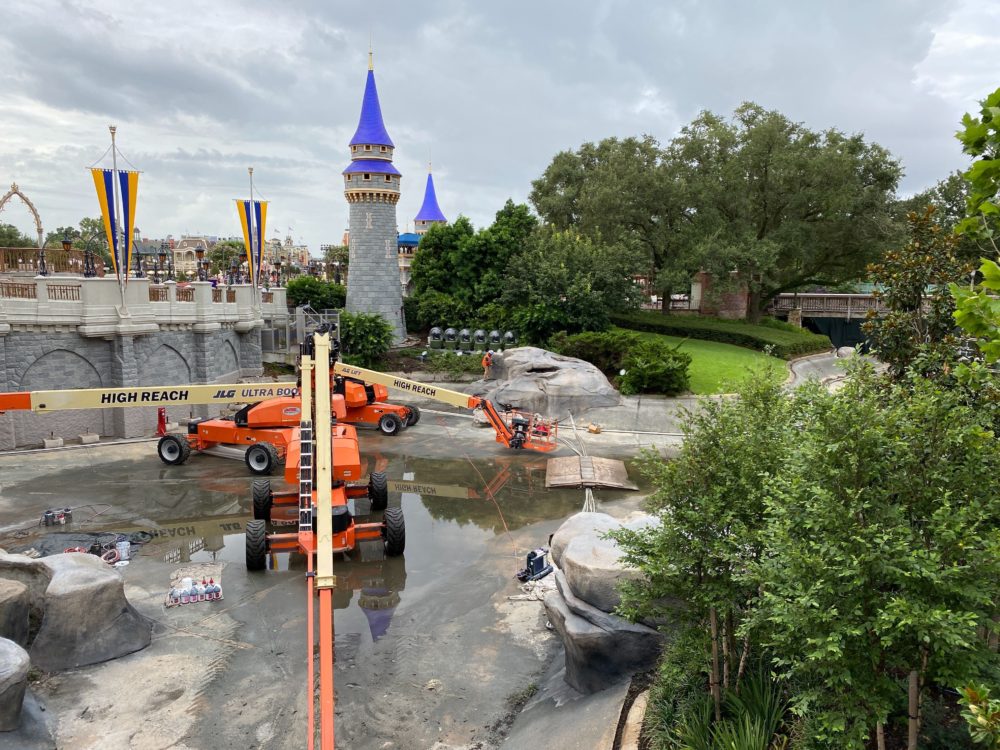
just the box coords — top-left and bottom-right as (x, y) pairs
(333, 363), (480, 410)
(0, 383), (299, 413)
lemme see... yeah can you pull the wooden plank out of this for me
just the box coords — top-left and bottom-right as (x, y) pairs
(545, 456), (637, 490)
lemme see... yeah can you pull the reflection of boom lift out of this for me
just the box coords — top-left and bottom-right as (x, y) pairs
(333, 363), (560, 453)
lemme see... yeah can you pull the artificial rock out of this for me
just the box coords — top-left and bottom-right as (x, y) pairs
(0, 637), (30, 731)
(544, 571), (663, 694)
(483, 347), (621, 419)
(0, 580), (29, 647)
(30, 552), (151, 671)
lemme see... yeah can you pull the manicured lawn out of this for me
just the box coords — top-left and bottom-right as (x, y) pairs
(624, 329), (787, 394)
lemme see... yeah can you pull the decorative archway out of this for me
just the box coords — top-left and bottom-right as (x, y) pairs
(0, 182), (44, 248)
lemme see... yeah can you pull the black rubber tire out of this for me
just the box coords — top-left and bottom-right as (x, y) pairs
(378, 413), (403, 436)
(245, 441), (279, 475)
(251, 479), (273, 521)
(404, 404), (421, 427)
(157, 434), (191, 465)
(368, 471), (388, 511)
(383, 507), (405, 557)
(245, 519), (268, 571)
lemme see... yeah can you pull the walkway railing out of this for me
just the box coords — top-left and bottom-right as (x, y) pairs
(768, 293), (889, 319)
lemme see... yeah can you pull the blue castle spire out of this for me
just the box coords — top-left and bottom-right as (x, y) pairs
(414, 168), (446, 224)
(349, 55), (394, 148)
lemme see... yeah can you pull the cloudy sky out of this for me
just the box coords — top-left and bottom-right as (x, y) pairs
(0, 0), (995, 252)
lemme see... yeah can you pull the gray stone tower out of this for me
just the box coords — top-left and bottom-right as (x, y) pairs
(343, 51), (405, 342)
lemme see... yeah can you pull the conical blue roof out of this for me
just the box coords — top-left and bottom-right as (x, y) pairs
(415, 172), (446, 222)
(349, 69), (394, 148)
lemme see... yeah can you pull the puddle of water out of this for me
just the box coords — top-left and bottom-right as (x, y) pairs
(0, 448), (649, 644)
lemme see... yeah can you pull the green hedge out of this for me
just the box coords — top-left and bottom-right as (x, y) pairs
(609, 311), (831, 360)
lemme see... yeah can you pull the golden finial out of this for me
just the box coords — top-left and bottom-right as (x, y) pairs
(368, 33), (373, 70)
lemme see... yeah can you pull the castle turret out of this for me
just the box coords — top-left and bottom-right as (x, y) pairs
(343, 51), (405, 342)
(414, 165), (447, 235)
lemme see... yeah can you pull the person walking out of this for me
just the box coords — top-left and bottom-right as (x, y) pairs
(481, 350), (494, 380)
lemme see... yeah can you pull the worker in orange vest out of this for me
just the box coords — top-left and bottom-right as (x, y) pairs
(482, 350), (494, 380)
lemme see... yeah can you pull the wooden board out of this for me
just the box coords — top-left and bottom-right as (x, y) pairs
(545, 456), (638, 490)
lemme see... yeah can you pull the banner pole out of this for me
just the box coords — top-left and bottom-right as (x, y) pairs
(109, 125), (128, 311)
(249, 167), (257, 292)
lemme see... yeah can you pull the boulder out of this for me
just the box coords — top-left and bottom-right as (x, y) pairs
(0, 553), (52, 632)
(561, 526), (644, 614)
(0, 637), (29, 731)
(549, 512), (620, 568)
(836, 346), (856, 358)
(30, 553), (151, 671)
(0, 580), (29, 646)
(483, 347), (621, 419)
(544, 571), (664, 694)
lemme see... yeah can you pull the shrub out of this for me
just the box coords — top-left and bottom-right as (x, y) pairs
(548, 329), (639, 375)
(285, 276), (346, 310)
(339, 311), (393, 368)
(402, 296), (421, 334)
(610, 311), (831, 359)
(415, 291), (471, 330)
(619, 340), (691, 395)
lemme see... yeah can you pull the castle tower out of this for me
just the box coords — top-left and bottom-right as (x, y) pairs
(343, 50), (405, 342)
(414, 165), (447, 235)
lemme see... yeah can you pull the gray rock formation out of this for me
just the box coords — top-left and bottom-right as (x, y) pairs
(561, 527), (645, 614)
(549, 512), (620, 568)
(0, 637), (29, 731)
(544, 571), (664, 694)
(0, 553), (52, 631)
(482, 347), (621, 419)
(0, 580), (29, 646)
(30, 553), (151, 671)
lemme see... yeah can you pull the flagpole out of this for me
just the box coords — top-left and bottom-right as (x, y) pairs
(248, 166), (257, 291)
(109, 125), (128, 310)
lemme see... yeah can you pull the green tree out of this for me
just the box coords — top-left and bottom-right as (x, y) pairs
(208, 239), (246, 275)
(897, 172), (982, 263)
(285, 276), (346, 310)
(339, 311), (393, 367)
(322, 244), (349, 282)
(43, 225), (81, 248)
(77, 217), (111, 264)
(669, 103), (901, 320)
(951, 87), (1000, 362)
(0, 223), (37, 247)
(613, 372), (793, 720)
(757, 369), (1000, 748)
(863, 206), (972, 379)
(501, 228), (642, 342)
(410, 215), (476, 300)
(530, 136), (686, 307)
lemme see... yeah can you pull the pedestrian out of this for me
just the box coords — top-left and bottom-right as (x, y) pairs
(482, 350), (494, 380)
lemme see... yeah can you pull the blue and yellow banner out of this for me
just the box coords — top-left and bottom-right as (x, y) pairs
(119, 170), (139, 278)
(236, 199), (268, 286)
(90, 168), (139, 280)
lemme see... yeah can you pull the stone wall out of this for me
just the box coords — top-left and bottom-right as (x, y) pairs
(0, 327), (265, 449)
(346, 200), (406, 342)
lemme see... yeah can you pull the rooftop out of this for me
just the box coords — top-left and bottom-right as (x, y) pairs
(349, 69), (394, 148)
(414, 171), (446, 223)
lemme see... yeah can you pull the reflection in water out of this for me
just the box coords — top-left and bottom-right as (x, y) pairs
(1, 449), (643, 646)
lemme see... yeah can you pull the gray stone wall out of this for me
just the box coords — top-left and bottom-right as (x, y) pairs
(0, 327), (265, 449)
(346, 199), (406, 342)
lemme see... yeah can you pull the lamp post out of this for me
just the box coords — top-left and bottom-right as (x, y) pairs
(38, 242), (49, 277)
(229, 258), (238, 285)
(333, 260), (341, 285)
(195, 247), (206, 281)
(134, 248), (144, 278)
(274, 257), (283, 287)
(61, 233), (73, 276)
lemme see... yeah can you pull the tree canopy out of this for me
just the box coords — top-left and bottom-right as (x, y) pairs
(530, 103), (902, 319)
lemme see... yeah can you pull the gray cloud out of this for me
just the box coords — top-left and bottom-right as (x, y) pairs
(0, 0), (991, 250)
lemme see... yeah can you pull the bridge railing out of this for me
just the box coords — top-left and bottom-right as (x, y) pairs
(0, 277), (290, 336)
(768, 293), (889, 319)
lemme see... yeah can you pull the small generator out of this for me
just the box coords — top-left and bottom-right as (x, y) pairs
(516, 547), (553, 582)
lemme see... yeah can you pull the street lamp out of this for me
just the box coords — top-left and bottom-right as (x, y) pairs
(38, 241), (49, 277)
(195, 247), (206, 281)
(229, 258), (238, 285)
(333, 260), (341, 285)
(274, 256), (283, 286)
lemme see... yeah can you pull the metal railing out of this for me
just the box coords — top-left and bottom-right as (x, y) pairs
(226, 288), (236, 303)
(0, 247), (105, 276)
(176, 287), (195, 302)
(261, 291), (274, 303)
(149, 286), (168, 302)
(212, 288), (222, 303)
(0, 281), (37, 299)
(47, 284), (81, 301)
(768, 293), (888, 319)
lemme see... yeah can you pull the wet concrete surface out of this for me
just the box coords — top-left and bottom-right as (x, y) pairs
(0, 418), (648, 749)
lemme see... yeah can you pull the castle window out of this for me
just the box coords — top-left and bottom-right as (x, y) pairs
(363, 173), (370, 181)
(380, 146), (388, 152)
(364, 145), (372, 151)
(384, 175), (391, 182)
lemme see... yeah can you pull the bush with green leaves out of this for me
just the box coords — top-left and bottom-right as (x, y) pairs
(610, 311), (830, 359)
(338, 311), (393, 368)
(619, 340), (691, 395)
(414, 290), (471, 330)
(285, 276), (346, 311)
(547, 329), (640, 375)
(402, 296), (421, 333)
